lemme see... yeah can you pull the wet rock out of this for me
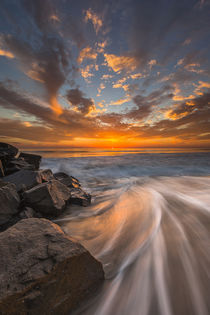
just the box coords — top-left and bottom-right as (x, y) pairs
(70, 188), (91, 207)
(0, 142), (19, 159)
(23, 179), (71, 216)
(2, 169), (54, 192)
(0, 181), (20, 226)
(54, 172), (81, 188)
(0, 218), (104, 315)
(19, 152), (42, 170)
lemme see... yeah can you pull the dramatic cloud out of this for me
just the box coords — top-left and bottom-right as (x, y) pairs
(0, 0), (210, 147)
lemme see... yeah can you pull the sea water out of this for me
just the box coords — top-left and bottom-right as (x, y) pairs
(39, 150), (210, 315)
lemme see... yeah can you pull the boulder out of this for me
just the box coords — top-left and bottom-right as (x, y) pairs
(70, 188), (91, 207)
(54, 172), (81, 188)
(0, 142), (19, 159)
(0, 218), (104, 315)
(19, 152), (42, 170)
(0, 181), (20, 226)
(2, 169), (54, 192)
(23, 179), (71, 216)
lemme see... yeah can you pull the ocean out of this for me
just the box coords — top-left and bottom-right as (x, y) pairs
(35, 149), (210, 315)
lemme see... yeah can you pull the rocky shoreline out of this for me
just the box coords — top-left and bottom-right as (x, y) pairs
(0, 143), (104, 314)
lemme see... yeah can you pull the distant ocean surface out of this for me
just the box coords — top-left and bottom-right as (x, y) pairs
(26, 148), (210, 315)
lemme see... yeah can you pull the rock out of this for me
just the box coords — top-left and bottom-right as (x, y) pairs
(19, 152), (42, 170)
(5, 158), (35, 175)
(0, 142), (19, 159)
(0, 160), (4, 177)
(0, 181), (20, 226)
(0, 218), (104, 315)
(23, 179), (71, 216)
(54, 172), (81, 188)
(2, 169), (54, 192)
(40, 168), (54, 182)
(18, 207), (37, 219)
(70, 188), (91, 207)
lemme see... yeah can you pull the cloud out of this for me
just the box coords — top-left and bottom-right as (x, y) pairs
(102, 74), (113, 80)
(128, 0), (210, 66)
(104, 53), (137, 73)
(66, 88), (96, 115)
(110, 98), (130, 106)
(84, 8), (103, 34)
(130, 73), (144, 79)
(194, 81), (210, 95)
(0, 48), (14, 59)
(77, 46), (98, 64)
(148, 59), (157, 70)
(166, 92), (210, 121)
(0, 29), (72, 115)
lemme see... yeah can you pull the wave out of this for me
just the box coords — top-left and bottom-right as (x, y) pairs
(54, 176), (210, 315)
(42, 153), (210, 315)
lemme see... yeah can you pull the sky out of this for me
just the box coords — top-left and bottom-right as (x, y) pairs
(0, 0), (210, 149)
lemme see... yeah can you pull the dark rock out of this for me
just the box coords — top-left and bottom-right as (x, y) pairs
(0, 160), (4, 177)
(70, 188), (91, 207)
(54, 172), (81, 188)
(18, 207), (37, 219)
(5, 158), (35, 175)
(0, 218), (104, 315)
(0, 181), (20, 226)
(0, 142), (19, 159)
(2, 169), (42, 192)
(2, 169), (54, 192)
(23, 179), (71, 216)
(19, 152), (42, 170)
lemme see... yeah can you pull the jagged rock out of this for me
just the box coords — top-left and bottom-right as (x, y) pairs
(23, 179), (71, 216)
(19, 152), (42, 170)
(70, 188), (91, 206)
(2, 169), (54, 192)
(0, 142), (19, 159)
(40, 168), (54, 182)
(0, 181), (20, 226)
(0, 218), (104, 315)
(54, 172), (81, 188)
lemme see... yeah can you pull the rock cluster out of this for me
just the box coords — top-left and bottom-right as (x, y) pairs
(0, 143), (104, 314)
(0, 142), (91, 230)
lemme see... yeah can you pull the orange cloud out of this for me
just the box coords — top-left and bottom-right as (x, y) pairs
(0, 49), (14, 59)
(104, 53), (137, 73)
(50, 15), (60, 22)
(165, 109), (189, 120)
(110, 98), (130, 105)
(77, 46), (97, 64)
(130, 73), (144, 79)
(173, 94), (195, 101)
(84, 9), (103, 34)
(148, 59), (157, 69)
(50, 96), (63, 115)
(194, 81), (210, 95)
